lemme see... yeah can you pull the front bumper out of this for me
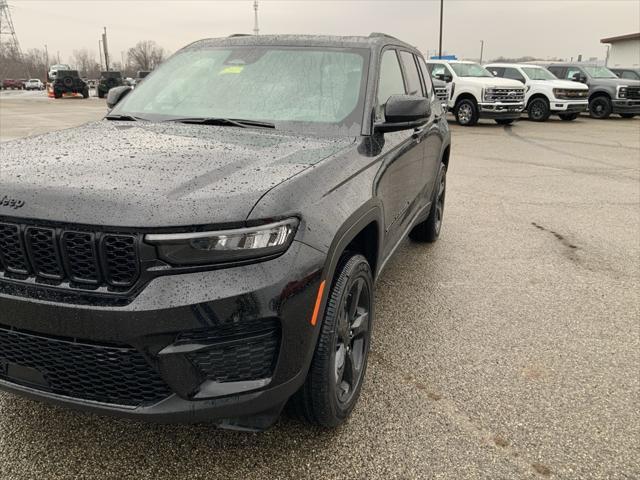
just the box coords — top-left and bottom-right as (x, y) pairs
(478, 102), (524, 119)
(612, 99), (640, 114)
(0, 241), (326, 430)
(550, 100), (588, 113)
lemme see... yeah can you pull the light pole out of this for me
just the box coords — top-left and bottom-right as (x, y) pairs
(44, 43), (49, 81)
(479, 40), (484, 64)
(438, 0), (444, 58)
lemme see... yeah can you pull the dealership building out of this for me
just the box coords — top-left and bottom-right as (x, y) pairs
(601, 32), (640, 67)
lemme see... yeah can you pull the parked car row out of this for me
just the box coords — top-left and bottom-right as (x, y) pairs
(1, 78), (45, 90)
(426, 60), (639, 125)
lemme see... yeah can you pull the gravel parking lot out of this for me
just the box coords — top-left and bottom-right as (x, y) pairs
(0, 93), (638, 479)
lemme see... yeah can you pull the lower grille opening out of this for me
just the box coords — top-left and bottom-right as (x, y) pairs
(178, 318), (280, 384)
(0, 326), (171, 407)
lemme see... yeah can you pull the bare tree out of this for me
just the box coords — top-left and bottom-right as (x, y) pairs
(127, 40), (165, 72)
(71, 49), (100, 77)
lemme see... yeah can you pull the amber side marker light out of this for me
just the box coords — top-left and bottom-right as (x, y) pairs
(310, 280), (326, 326)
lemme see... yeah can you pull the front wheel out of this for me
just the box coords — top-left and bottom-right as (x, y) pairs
(98, 90), (105, 99)
(291, 253), (373, 427)
(454, 99), (479, 126)
(82, 87), (89, 99)
(527, 97), (551, 122)
(495, 119), (515, 125)
(620, 113), (636, 119)
(589, 96), (612, 119)
(559, 113), (579, 121)
(410, 162), (446, 243)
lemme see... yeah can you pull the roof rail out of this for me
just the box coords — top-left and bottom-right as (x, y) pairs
(228, 33), (252, 38)
(369, 32), (401, 41)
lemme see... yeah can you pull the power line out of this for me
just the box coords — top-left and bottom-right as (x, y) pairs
(253, 0), (259, 36)
(0, 0), (23, 60)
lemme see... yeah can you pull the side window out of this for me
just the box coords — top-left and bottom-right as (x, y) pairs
(621, 71), (637, 80)
(503, 67), (525, 83)
(489, 67), (505, 77)
(377, 49), (406, 117)
(416, 56), (433, 98)
(399, 51), (423, 96)
(547, 66), (563, 78)
(429, 63), (446, 79)
(565, 67), (582, 80)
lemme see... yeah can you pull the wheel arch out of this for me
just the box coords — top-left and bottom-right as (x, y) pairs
(589, 90), (611, 102)
(527, 93), (550, 107)
(454, 91), (478, 107)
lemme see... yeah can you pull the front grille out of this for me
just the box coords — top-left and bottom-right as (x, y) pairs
(484, 87), (525, 103)
(179, 318), (280, 384)
(434, 86), (448, 103)
(626, 86), (640, 99)
(0, 326), (171, 406)
(0, 221), (140, 290)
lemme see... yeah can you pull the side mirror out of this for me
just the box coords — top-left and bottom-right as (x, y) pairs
(106, 85), (132, 109)
(571, 73), (587, 83)
(375, 95), (431, 133)
(436, 73), (452, 83)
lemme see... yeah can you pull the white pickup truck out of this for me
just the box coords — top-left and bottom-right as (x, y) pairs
(425, 60), (525, 126)
(485, 63), (589, 121)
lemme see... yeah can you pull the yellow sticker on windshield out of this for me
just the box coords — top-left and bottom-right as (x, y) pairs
(219, 65), (244, 75)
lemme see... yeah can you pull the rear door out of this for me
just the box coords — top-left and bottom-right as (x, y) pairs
(414, 54), (444, 204)
(374, 48), (425, 257)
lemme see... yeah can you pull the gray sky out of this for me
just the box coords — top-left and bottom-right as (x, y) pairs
(8, 0), (640, 63)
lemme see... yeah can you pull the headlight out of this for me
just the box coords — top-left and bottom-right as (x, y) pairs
(145, 218), (299, 266)
(618, 86), (628, 99)
(483, 88), (496, 102)
(553, 88), (565, 98)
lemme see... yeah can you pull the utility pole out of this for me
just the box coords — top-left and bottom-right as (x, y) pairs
(44, 43), (48, 80)
(253, 0), (259, 36)
(98, 39), (103, 71)
(438, 0), (443, 58)
(479, 40), (484, 64)
(102, 26), (110, 71)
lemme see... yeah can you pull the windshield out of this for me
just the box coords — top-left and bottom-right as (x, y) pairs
(582, 66), (618, 79)
(113, 46), (369, 135)
(450, 62), (493, 78)
(522, 67), (557, 80)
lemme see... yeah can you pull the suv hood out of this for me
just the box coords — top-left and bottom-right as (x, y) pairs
(0, 121), (354, 227)
(456, 76), (525, 88)
(592, 77), (640, 88)
(530, 79), (588, 89)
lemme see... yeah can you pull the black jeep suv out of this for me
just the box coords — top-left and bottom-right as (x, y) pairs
(0, 34), (451, 431)
(52, 70), (89, 99)
(97, 70), (123, 98)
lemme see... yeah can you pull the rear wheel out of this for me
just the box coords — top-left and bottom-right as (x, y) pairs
(410, 162), (446, 243)
(495, 119), (515, 125)
(589, 96), (612, 119)
(98, 89), (105, 99)
(620, 113), (636, 119)
(291, 253), (373, 427)
(527, 97), (551, 121)
(82, 87), (89, 99)
(454, 98), (478, 126)
(54, 90), (62, 99)
(559, 113), (579, 121)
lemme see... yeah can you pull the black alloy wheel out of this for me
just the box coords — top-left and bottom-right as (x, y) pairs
(410, 162), (447, 242)
(589, 96), (612, 119)
(528, 97), (551, 121)
(290, 253), (374, 427)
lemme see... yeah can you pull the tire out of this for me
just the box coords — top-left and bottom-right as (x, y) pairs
(620, 113), (636, 119)
(98, 90), (105, 99)
(82, 87), (89, 99)
(454, 98), (478, 126)
(291, 253), (374, 427)
(527, 97), (551, 122)
(54, 90), (62, 99)
(410, 162), (447, 243)
(589, 96), (612, 119)
(495, 119), (514, 125)
(559, 113), (579, 121)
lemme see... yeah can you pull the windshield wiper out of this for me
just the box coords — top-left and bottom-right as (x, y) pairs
(105, 114), (143, 121)
(167, 117), (276, 129)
